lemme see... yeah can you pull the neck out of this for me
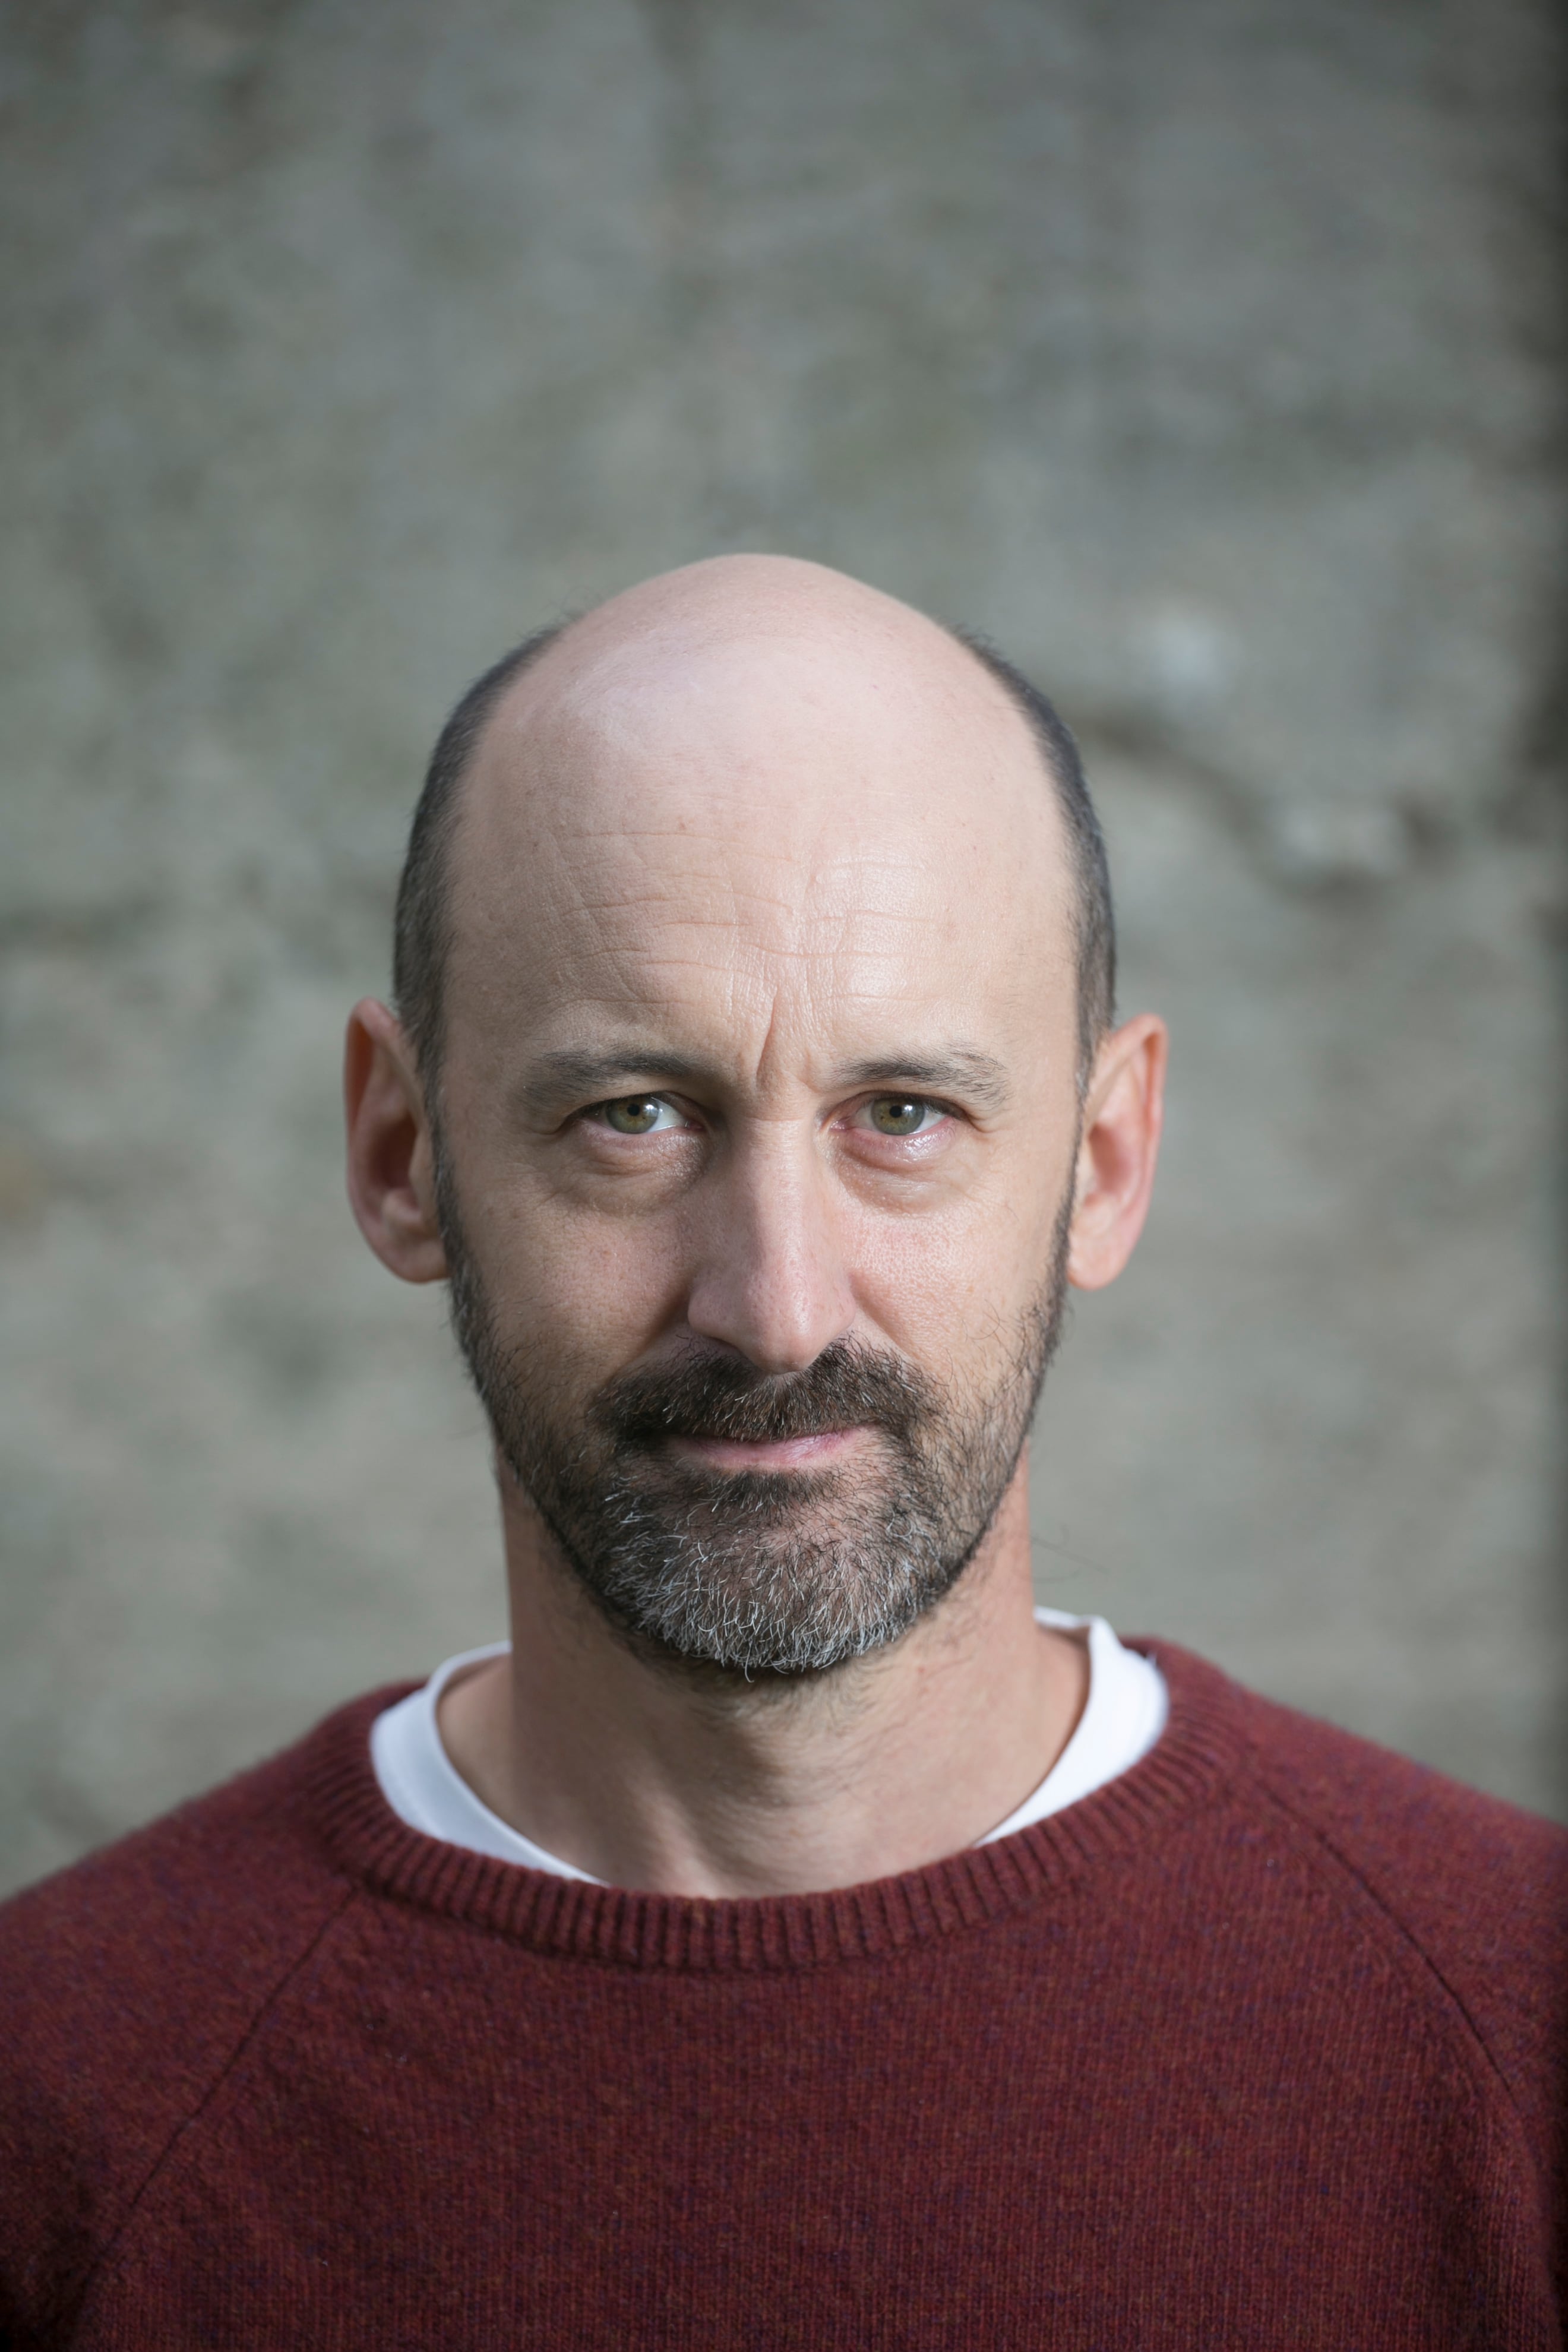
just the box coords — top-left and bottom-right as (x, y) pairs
(438, 1452), (1087, 1898)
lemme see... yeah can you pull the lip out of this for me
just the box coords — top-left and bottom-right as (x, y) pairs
(665, 1428), (866, 1473)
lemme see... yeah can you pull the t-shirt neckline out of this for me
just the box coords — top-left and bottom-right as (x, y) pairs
(368, 1609), (1168, 1883)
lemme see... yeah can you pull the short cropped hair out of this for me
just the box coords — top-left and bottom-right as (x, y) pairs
(393, 624), (568, 1088)
(392, 619), (1116, 1089)
(950, 629), (1117, 1077)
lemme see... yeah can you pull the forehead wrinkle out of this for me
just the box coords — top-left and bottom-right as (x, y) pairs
(533, 826), (994, 941)
(462, 877), (1046, 1052)
(506, 861), (926, 976)
(456, 836), (1053, 1054)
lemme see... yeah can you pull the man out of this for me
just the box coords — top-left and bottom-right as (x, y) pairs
(1, 556), (1563, 2348)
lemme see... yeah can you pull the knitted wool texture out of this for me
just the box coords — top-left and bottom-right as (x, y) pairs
(2, 1642), (1564, 2350)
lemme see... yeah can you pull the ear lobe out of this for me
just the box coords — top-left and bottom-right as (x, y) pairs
(343, 998), (449, 1285)
(1066, 1013), (1167, 1293)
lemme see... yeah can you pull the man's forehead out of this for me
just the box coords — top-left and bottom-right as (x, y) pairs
(461, 866), (1067, 1084)
(441, 559), (1077, 1042)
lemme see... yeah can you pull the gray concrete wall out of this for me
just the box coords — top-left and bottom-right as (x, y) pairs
(2, 0), (1564, 1895)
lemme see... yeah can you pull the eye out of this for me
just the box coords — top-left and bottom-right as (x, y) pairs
(597, 1094), (688, 1135)
(856, 1095), (946, 1138)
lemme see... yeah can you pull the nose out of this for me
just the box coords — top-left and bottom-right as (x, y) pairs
(683, 1125), (857, 1376)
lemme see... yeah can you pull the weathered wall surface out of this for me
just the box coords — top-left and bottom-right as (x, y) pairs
(1, 0), (1563, 1893)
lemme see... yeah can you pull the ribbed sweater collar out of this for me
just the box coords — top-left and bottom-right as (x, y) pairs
(305, 1640), (1245, 1974)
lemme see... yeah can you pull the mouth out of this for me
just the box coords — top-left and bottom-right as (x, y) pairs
(663, 1427), (870, 1475)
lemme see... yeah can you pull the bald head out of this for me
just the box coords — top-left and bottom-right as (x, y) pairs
(393, 556), (1113, 1090)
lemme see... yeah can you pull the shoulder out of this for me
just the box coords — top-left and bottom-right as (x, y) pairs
(1226, 1661), (1567, 1950)
(0, 1691), (390, 2337)
(1161, 1643), (1568, 2160)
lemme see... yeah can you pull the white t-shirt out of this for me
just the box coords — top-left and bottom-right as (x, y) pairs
(370, 1610), (1168, 1883)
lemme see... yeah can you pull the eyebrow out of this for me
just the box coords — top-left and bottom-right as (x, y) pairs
(836, 1049), (1011, 1113)
(519, 1042), (1011, 1117)
(517, 1047), (715, 1117)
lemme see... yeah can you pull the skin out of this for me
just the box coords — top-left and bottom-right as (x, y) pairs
(345, 554), (1166, 1898)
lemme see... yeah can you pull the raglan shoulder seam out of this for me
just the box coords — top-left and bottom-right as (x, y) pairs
(1250, 1765), (1533, 2138)
(61, 1877), (362, 2336)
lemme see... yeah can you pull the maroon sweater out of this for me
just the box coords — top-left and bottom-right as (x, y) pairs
(2, 1641), (1564, 2350)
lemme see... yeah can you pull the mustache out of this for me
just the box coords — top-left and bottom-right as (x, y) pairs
(592, 1339), (935, 1449)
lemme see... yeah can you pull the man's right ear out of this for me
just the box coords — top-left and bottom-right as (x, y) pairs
(343, 999), (448, 1284)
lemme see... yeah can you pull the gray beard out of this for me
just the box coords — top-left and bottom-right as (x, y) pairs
(436, 1156), (1071, 1680)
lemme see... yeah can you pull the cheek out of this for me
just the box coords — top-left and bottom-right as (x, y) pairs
(464, 1170), (691, 1371)
(839, 1167), (1070, 1362)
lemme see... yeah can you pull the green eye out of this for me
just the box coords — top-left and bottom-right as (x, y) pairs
(868, 1096), (931, 1136)
(603, 1096), (665, 1134)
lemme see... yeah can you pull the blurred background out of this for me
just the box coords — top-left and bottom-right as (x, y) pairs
(2, 0), (1564, 1895)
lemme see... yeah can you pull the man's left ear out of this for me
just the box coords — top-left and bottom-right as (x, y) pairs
(1066, 1013), (1167, 1292)
(343, 998), (449, 1285)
